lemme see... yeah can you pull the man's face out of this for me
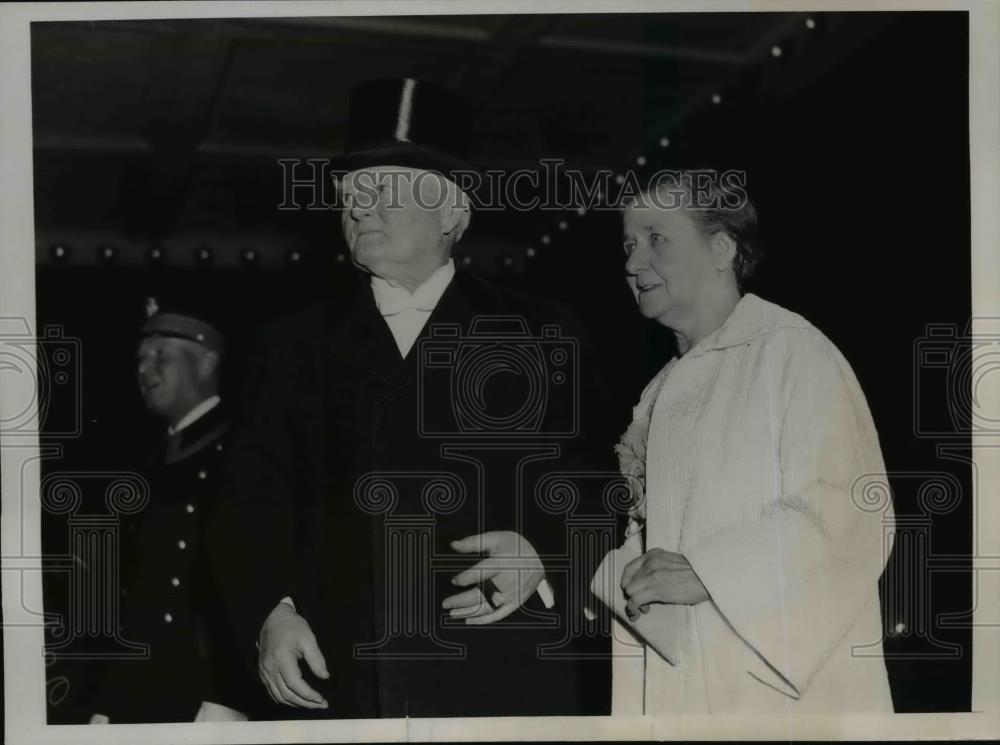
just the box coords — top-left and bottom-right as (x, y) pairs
(622, 201), (719, 326)
(339, 165), (451, 286)
(136, 336), (209, 425)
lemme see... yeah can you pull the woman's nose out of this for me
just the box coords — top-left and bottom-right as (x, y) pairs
(624, 247), (645, 275)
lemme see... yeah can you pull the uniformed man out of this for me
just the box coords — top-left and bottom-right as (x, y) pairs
(90, 299), (253, 723)
(212, 78), (614, 719)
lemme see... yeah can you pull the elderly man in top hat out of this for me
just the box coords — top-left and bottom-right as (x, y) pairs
(91, 300), (254, 723)
(212, 78), (613, 718)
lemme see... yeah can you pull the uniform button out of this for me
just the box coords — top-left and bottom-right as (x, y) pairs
(171, 577), (180, 587)
(185, 504), (195, 514)
(177, 539), (187, 550)
(120, 588), (127, 597)
(164, 613), (173, 623)
(215, 443), (223, 452)
(197, 470), (207, 480)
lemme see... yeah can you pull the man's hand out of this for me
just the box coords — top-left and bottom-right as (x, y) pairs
(621, 548), (710, 619)
(442, 531), (544, 625)
(257, 602), (329, 709)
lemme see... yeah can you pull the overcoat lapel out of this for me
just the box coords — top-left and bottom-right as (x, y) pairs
(322, 267), (498, 391)
(164, 406), (228, 466)
(324, 282), (405, 384)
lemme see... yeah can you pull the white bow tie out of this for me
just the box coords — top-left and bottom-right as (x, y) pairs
(376, 285), (436, 317)
(371, 260), (455, 318)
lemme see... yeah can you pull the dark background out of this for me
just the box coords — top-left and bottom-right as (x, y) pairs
(30, 11), (971, 719)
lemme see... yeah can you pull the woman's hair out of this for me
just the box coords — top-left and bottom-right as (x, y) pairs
(639, 169), (762, 292)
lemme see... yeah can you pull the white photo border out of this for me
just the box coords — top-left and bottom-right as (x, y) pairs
(2, 0), (998, 742)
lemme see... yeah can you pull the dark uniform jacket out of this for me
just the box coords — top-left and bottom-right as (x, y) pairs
(212, 268), (616, 719)
(95, 404), (255, 722)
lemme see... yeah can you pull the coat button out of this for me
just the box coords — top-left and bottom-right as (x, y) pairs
(171, 577), (180, 587)
(215, 443), (223, 452)
(197, 470), (207, 480)
(185, 504), (195, 514)
(177, 539), (187, 550)
(164, 613), (173, 623)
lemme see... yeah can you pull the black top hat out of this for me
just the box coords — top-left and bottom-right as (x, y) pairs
(330, 78), (480, 180)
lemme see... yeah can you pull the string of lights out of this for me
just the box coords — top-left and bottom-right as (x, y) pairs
(527, 14), (823, 260)
(43, 16), (824, 273)
(45, 242), (332, 268)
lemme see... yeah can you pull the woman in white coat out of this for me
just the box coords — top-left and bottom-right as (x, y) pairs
(591, 171), (895, 714)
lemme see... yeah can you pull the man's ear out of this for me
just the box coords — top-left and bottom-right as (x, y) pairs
(442, 203), (470, 237)
(198, 350), (220, 380)
(709, 231), (737, 273)
(441, 184), (471, 240)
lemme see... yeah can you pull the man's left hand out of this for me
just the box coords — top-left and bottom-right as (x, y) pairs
(621, 548), (710, 618)
(443, 531), (544, 625)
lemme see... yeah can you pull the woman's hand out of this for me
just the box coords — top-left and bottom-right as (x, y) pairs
(621, 548), (710, 618)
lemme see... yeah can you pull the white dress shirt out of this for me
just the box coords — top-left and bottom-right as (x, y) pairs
(370, 259), (455, 358)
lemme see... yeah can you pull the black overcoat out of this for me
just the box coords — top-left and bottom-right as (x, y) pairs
(213, 268), (616, 718)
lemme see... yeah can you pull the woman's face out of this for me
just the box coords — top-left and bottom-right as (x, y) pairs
(622, 202), (720, 326)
